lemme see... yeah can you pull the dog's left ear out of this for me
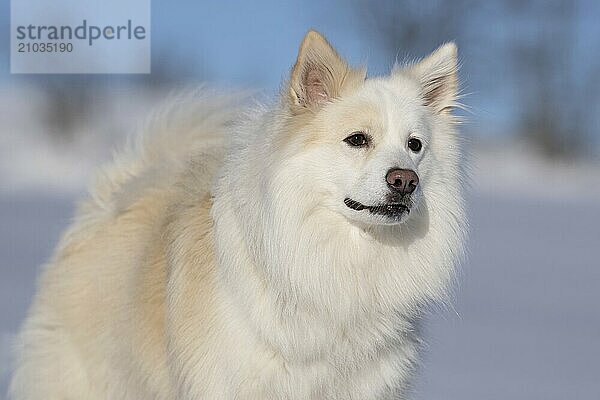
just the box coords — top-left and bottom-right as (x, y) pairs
(288, 30), (364, 112)
(408, 43), (459, 114)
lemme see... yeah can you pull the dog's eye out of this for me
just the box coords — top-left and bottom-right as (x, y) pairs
(344, 132), (369, 147)
(407, 138), (422, 153)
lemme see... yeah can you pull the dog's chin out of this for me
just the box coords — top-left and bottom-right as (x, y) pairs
(343, 198), (412, 226)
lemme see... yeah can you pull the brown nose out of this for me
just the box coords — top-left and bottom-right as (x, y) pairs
(386, 169), (419, 195)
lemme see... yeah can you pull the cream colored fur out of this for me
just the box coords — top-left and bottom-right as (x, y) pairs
(9, 31), (467, 399)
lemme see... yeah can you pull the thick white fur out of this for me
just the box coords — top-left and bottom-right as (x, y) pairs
(9, 32), (467, 399)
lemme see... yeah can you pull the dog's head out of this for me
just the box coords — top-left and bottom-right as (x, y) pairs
(213, 31), (467, 313)
(275, 31), (462, 227)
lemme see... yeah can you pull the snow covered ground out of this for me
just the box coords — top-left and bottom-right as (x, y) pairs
(1, 88), (599, 398)
(416, 193), (600, 399)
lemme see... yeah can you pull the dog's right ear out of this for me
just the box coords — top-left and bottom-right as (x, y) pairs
(288, 30), (364, 112)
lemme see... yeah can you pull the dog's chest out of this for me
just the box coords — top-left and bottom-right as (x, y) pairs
(241, 318), (419, 399)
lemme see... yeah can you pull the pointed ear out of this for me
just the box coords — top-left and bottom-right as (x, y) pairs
(409, 43), (459, 114)
(288, 30), (364, 111)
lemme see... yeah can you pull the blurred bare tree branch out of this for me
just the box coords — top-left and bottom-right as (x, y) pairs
(353, 0), (474, 59)
(507, 0), (598, 159)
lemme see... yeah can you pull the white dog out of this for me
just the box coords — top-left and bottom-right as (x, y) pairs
(9, 31), (468, 399)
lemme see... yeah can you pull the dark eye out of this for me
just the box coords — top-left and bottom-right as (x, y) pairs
(344, 132), (369, 147)
(407, 138), (422, 152)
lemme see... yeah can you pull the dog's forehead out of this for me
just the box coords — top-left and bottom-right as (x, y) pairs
(353, 75), (425, 128)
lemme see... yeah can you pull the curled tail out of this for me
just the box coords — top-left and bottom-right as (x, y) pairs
(86, 88), (248, 216)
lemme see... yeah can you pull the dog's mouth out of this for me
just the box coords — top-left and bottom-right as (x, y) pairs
(344, 198), (410, 217)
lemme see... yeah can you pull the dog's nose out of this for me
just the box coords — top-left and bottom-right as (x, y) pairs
(386, 169), (419, 195)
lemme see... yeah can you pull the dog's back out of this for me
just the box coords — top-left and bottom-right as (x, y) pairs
(9, 92), (241, 400)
